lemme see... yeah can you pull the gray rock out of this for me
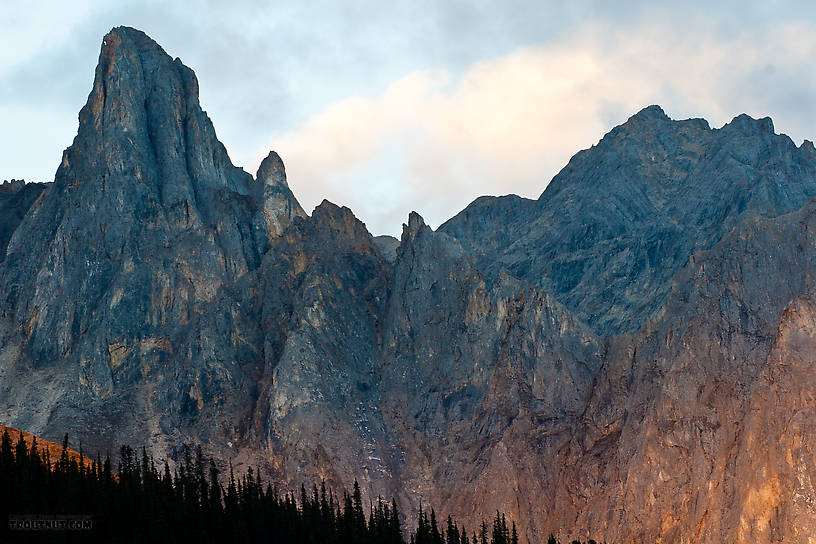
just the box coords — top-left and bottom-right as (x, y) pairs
(440, 105), (816, 336)
(0, 26), (299, 459)
(256, 150), (306, 239)
(373, 235), (399, 263)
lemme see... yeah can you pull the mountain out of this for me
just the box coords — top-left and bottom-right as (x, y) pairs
(3, 26), (816, 543)
(0, 26), (304, 458)
(440, 106), (816, 336)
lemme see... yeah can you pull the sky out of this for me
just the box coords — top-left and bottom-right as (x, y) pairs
(2, 1), (816, 236)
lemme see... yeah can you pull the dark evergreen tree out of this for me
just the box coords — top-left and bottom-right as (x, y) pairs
(446, 514), (459, 544)
(479, 521), (489, 544)
(430, 508), (443, 544)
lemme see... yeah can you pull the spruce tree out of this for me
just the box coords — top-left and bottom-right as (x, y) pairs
(389, 498), (402, 544)
(479, 521), (489, 544)
(446, 514), (460, 544)
(430, 509), (442, 544)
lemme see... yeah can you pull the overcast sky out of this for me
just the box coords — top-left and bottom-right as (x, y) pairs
(2, 1), (816, 235)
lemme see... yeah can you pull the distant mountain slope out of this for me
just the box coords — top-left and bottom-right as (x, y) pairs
(440, 106), (816, 335)
(0, 423), (96, 471)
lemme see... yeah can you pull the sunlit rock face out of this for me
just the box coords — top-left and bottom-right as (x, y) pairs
(3, 26), (816, 544)
(255, 150), (306, 239)
(553, 199), (816, 543)
(734, 294), (816, 543)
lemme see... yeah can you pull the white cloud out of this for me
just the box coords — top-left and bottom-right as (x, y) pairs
(264, 16), (816, 235)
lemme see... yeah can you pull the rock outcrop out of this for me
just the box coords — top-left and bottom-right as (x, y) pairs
(256, 150), (306, 239)
(3, 26), (816, 543)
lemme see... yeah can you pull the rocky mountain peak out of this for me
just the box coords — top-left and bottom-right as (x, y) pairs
(257, 152), (305, 239)
(443, 105), (816, 336)
(595, 104), (710, 153)
(256, 151), (288, 188)
(402, 211), (428, 242)
(0, 26), (271, 374)
(721, 112), (775, 135)
(68, 24), (255, 208)
(0, 180), (27, 194)
(96, 26), (171, 77)
(310, 200), (372, 243)
(627, 104), (670, 124)
(104, 25), (166, 51)
(84, 26), (191, 143)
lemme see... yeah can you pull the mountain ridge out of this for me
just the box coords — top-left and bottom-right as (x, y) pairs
(440, 102), (816, 336)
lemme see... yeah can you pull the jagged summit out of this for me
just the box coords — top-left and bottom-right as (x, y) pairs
(71, 25), (255, 203)
(309, 199), (370, 240)
(442, 104), (816, 335)
(588, 105), (711, 159)
(256, 151), (288, 187)
(608, 105), (782, 146)
(105, 25), (166, 50)
(627, 104), (670, 123)
(0, 179), (29, 193)
(402, 211), (427, 240)
(721, 111), (775, 135)
(258, 151), (306, 238)
(0, 24), (301, 385)
(625, 104), (777, 134)
(96, 26), (172, 77)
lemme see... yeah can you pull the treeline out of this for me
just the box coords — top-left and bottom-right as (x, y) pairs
(0, 429), (601, 543)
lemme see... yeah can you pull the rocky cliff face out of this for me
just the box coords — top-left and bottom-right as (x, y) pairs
(3, 26), (816, 543)
(0, 26), (302, 457)
(551, 198), (816, 542)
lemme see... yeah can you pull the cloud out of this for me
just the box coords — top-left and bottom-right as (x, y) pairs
(264, 15), (816, 235)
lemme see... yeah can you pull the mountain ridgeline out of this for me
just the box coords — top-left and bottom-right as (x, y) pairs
(3, 26), (816, 543)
